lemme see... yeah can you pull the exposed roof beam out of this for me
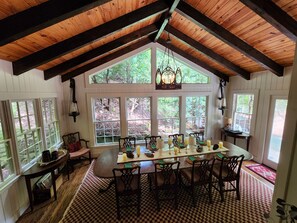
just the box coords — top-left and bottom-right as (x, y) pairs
(157, 39), (229, 82)
(61, 38), (152, 82)
(153, 0), (181, 42)
(176, 1), (284, 76)
(44, 24), (158, 80)
(165, 25), (250, 80)
(13, 1), (169, 76)
(240, 0), (297, 42)
(0, 0), (111, 46)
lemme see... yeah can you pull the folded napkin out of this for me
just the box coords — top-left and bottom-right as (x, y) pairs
(126, 146), (132, 152)
(188, 156), (196, 161)
(217, 153), (224, 159)
(124, 163), (133, 168)
(157, 159), (165, 164)
(151, 144), (156, 149)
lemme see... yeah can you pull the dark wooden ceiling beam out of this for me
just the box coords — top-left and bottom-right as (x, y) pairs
(153, 0), (181, 42)
(0, 0), (111, 46)
(240, 0), (297, 42)
(157, 39), (229, 82)
(165, 25), (250, 80)
(13, 1), (169, 76)
(61, 38), (152, 82)
(176, 1), (284, 76)
(44, 24), (158, 80)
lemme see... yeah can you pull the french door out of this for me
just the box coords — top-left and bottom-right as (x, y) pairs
(263, 96), (288, 170)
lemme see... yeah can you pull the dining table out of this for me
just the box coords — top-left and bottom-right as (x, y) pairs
(93, 140), (253, 192)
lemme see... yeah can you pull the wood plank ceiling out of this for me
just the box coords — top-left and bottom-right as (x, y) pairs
(0, 0), (296, 82)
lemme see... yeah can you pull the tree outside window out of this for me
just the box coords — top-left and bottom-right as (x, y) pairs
(185, 96), (207, 135)
(41, 98), (60, 150)
(93, 98), (121, 144)
(156, 49), (209, 84)
(127, 97), (151, 140)
(89, 49), (151, 84)
(11, 100), (42, 168)
(158, 97), (180, 137)
(232, 94), (254, 133)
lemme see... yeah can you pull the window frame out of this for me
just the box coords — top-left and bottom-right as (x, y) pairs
(0, 102), (16, 188)
(92, 97), (121, 145)
(10, 99), (43, 171)
(40, 98), (61, 150)
(126, 97), (151, 140)
(231, 90), (259, 135)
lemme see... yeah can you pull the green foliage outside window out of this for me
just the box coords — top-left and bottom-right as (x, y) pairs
(89, 49), (151, 84)
(156, 49), (209, 84)
(185, 97), (207, 133)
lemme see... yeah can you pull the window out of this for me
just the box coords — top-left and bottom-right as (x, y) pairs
(11, 100), (42, 168)
(185, 96), (207, 133)
(89, 49), (151, 84)
(0, 106), (15, 185)
(232, 94), (254, 133)
(157, 97), (180, 136)
(93, 98), (121, 144)
(127, 97), (151, 140)
(156, 49), (209, 84)
(41, 98), (60, 150)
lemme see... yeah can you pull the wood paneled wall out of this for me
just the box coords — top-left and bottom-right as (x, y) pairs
(226, 67), (292, 163)
(0, 59), (64, 223)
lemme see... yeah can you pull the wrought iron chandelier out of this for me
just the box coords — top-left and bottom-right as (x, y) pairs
(156, 32), (182, 90)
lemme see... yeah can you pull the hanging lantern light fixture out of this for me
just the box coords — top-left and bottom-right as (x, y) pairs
(156, 30), (182, 90)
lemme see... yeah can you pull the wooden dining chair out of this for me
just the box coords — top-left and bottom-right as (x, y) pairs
(180, 156), (215, 207)
(119, 136), (136, 153)
(144, 135), (161, 151)
(189, 131), (204, 144)
(112, 165), (141, 220)
(168, 133), (184, 147)
(148, 160), (180, 211)
(212, 155), (244, 202)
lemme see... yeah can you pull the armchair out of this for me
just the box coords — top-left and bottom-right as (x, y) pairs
(62, 132), (91, 171)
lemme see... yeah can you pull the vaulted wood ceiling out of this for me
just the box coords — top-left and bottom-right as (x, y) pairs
(0, 0), (296, 82)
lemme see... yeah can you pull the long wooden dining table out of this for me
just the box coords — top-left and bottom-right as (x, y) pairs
(93, 140), (253, 192)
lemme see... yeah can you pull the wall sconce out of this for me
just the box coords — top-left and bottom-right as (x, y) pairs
(69, 78), (80, 122)
(218, 79), (227, 115)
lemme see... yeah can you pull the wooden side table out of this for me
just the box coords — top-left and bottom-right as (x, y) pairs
(220, 128), (251, 151)
(22, 153), (69, 211)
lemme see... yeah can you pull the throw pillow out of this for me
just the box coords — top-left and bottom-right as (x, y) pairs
(68, 143), (77, 153)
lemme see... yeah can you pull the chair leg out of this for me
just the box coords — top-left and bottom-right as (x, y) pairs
(236, 179), (240, 200)
(191, 185), (196, 207)
(208, 182), (213, 204)
(156, 189), (160, 211)
(219, 180), (224, 202)
(137, 192), (141, 217)
(115, 195), (120, 220)
(88, 151), (92, 164)
(174, 186), (178, 210)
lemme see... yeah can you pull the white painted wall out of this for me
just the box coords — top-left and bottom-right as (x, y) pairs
(0, 59), (64, 223)
(226, 68), (292, 163)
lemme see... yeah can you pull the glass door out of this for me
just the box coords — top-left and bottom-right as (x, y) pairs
(263, 96), (288, 170)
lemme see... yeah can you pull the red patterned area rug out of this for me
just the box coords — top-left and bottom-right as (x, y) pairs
(61, 162), (273, 223)
(245, 164), (276, 184)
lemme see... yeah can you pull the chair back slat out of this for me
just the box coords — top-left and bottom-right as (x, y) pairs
(192, 158), (215, 185)
(168, 134), (184, 147)
(119, 137), (136, 152)
(145, 136), (161, 149)
(154, 161), (180, 187)
(220, 155), (244, 181)
(113, 165), (141, 194)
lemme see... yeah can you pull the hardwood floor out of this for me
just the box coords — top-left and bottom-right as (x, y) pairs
(16, 160), (274, 223)
(17, 161), (91, 223)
